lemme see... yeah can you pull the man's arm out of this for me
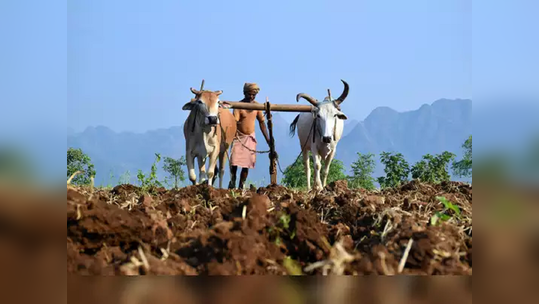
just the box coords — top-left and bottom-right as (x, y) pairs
(256, 110), (271, 144)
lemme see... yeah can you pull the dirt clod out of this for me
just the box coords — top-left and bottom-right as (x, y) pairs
(67, 181), (472, 275)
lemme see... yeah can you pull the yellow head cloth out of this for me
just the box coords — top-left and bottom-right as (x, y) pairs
(243, 83), (260, 94)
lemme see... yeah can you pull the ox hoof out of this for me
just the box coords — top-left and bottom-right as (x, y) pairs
(313, 185), (323, 192)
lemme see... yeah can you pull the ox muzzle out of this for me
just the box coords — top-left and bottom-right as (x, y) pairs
(205, 115), (219, 125)
(322, 136), (332, 144)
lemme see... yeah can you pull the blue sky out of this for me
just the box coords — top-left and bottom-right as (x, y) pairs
(1, 0), (537, 135)
(66, 0), (473, 133)
(0, 0), (537, 184)
(472, 0), (539, 102)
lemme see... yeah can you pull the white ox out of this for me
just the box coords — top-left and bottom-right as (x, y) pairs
(289, 79), (349, 191)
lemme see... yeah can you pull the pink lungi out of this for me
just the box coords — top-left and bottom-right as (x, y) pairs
(230, 132), (257, 169)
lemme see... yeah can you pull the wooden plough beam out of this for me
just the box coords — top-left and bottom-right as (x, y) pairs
(224, 101), (313, 112)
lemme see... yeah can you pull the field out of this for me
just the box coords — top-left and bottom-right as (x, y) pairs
(67, 179), (472, 275)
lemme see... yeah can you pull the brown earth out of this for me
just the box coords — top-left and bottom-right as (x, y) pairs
(66, 180), (472, 275)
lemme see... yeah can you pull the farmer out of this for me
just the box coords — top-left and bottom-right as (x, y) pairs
(228, 82), (273, 189)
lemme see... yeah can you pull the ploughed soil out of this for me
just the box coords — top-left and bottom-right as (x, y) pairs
(67, 180), (472, 275)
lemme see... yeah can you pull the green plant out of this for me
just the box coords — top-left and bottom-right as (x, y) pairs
(268, 213), (296, 247)
(452, 135), (472, 178)
(430, 196), (461, 226)
(118, 170), (131, 185)
(106, 170), (115, 188)
(377, 152), (410, 188)
(244, 179), (257, 189)
(162, 156), (186, 188)
(283, 256), (303, 275)
(67, 147), (96, 186)
(411, 151), (456, 184)
(137, 153), (163, 191)
(282, 152), (346, 189)
(347, 152), (376, 190)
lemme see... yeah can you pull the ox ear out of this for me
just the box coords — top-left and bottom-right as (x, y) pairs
(215, 90), (223, 96)
(182, 101), (195, 111)
(219, 101), (231, 109)
(336, 112), (348, 120)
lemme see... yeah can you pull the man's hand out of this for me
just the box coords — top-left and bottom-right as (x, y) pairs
(269, 150), (279, 160)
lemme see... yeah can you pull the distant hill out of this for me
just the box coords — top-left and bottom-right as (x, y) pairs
(339, 98), (472, 178)
(67, 99), (472, 187)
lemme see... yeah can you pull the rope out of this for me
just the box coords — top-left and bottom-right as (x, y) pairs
(232, 134), (271, 154)
(214, 109), (318, 178)
(289, 118), (316, 170)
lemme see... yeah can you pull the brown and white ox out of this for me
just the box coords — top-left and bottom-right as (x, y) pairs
(182, 88), (236, 188)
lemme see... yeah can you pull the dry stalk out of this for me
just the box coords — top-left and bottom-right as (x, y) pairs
(138, 246), (150, 272)
(76, 204), (82, 220)
(242, 205), (247, 219)
(398, 238), (414, 273)
(378, 252), (394, 275)
(67, 170), (83, 185)
(159, 248), (169, 261)
(303, 239), (355, 275)
(381, 219), (393, 242)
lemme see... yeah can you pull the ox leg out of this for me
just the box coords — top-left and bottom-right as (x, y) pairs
(313, 153), (323, 192)
(322, 150), (336, 187)
(187, 152), (196, 185)
(206, 150), (219, 186)
(217, 150), (226, 189)
(211, 166), (218, 187)
(303, 151), (311, 190)
(197, 156), (208, 184)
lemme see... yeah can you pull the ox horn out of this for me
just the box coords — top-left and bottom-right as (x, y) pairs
(334, 79), (349, 105)
(296, 93), (319, 107)
(190, 87), (201, 95)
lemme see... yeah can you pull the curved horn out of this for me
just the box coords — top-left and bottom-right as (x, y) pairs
(190, 87), (201, 95)
(334, 79), (349, 105)
(296, 93), (318, 107)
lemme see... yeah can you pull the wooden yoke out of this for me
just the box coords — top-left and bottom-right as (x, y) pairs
(264, 98), (277, 185)
(225, 101), (313, 112)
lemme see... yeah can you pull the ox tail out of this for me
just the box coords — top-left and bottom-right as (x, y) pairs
(289, 114), (300, 137)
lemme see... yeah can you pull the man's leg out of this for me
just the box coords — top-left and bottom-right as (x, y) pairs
(228, 165), (238, 189)
(238, 168), (249, 190)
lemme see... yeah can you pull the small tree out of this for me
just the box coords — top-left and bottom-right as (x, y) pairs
(452, 135), (472, 178)
(137, 153), (163, 190)
(282, 152), (346, 189)
(411, 151), (456, 183)
(377, 152), (410, 188)
(347, 152), (376, 190)
(67, 147), (96, 185)
(162, 156), (187, 188)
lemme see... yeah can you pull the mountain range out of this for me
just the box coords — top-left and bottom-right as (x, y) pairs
(67, 98), (472, 187)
